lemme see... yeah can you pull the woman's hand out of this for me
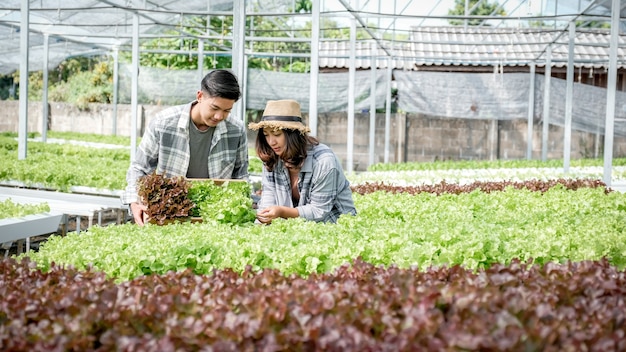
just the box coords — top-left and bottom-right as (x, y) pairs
(256, 206), (300, 224)
(256, 206), (281, 224)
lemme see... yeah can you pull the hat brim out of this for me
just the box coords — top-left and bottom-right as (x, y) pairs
(248, 120), (310, 133)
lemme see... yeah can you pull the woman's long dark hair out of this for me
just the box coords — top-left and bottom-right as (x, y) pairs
(256, 128), (319, 171)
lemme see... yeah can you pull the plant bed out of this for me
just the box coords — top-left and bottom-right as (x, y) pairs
(22, 183), (626, 282)
(0, 199), (64, 253)
(0, 212), (66, 243)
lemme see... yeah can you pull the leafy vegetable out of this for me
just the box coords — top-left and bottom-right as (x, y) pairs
(137, 172), (193, 225)
(2, 257), (626, 351)
(22, 184), (626, 281)
(0, 199), (50, 219)
(188, 179), (256, 225)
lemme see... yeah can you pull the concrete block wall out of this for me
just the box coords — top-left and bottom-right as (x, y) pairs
(0, 101), (43, 133)
(3, 101), (626, 172)
(309, 112), (399, 170)
(1, 101), (165, 137)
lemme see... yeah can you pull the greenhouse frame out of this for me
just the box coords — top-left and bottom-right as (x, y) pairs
(1, 0), (626, 183)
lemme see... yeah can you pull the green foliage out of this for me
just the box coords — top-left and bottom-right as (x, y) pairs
(245, 10), (312, 72)
(281, 60), (311, 73)
(0, 74), (15, 100)
(21, 186), (626, 282)
(188, 179), (256, 225)
(0, 134), (129, 191)
(40, 131), (133, 146)
(0, 199), (50, 220)
(1, 131), (135, 147)
(120, 15), (234, 70)
(292, 0), (312, 13)
(368, 157), (626, 172)
(448, 0), (506, 26)
(0, 133), (262, 192)
(10, 57), (113, 107)
(27, 71), (44, 101)
(576, 20), (610, 29)
(49, 61), (113, 109)
(135, 175), (255, 226)
(248, 154), (263, 174)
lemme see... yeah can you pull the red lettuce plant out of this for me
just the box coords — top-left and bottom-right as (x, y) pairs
(137, 172), (193, 225)
(2, 257), (625, 351)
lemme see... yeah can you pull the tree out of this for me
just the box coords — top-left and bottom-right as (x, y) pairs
(575, 20), (610, 29)
(7, 56), (112, 107)
(293, 0), (312, 13)
(448, 0), (506, 26)
(122, 1), (317, 73)
(120, 15), (234, 70)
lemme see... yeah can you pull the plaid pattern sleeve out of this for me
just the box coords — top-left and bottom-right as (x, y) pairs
(120, 104), (190, 204)
(257, 164), (281, 211)
(295, 144), (357, 223)
(121, 103), (249, 205)
(257, 144), (356, 223)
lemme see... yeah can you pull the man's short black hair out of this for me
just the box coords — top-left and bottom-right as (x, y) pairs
(201, 69), (241, 101)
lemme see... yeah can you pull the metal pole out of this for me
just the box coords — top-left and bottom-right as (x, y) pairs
(603, 0), (620, 186)
(309, 0), (320, 136)
(197, 39), (204, 81)
(369, 41), (377, 167)
(232, 0), (246, 121)
(384, 57), (392, 163)
(563, 22), (575, 173)
(130, 13), (139, 161)
(464, 0), (469, 29)
(554, 0), (558, 29)
(242, 55), (249, 125)
(541, 46), (552, 162)
(112, 47), (119, 136)
(18, 0), (29, 160)
(42, 33), (49, 143)
(526, 62), (535, 160)
(346, 17), (356, 173)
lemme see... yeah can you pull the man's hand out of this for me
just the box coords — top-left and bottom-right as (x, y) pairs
(130, 202), (147, 226)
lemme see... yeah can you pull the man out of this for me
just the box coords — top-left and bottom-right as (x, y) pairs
(121, 69), (249, 225)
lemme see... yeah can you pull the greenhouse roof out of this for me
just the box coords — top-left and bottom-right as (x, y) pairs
(1, 0), (626, 74)
(407, 26), (626, 69)
(317, 26), (626, 70)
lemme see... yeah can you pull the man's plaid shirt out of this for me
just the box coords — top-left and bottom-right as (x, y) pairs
(121, 101), (249, 204)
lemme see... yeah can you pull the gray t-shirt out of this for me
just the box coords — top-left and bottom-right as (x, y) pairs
(186, 118), (215, 178)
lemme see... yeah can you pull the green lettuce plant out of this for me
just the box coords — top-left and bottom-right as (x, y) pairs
(188, 179), (255, 225)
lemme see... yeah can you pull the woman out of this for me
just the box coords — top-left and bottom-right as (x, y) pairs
(249, 99), (357, 224)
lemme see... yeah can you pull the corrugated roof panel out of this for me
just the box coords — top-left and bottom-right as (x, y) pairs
(319, 26), (626, 70)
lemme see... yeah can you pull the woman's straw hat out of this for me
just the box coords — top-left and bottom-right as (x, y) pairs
(248, 99), (310, 133)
